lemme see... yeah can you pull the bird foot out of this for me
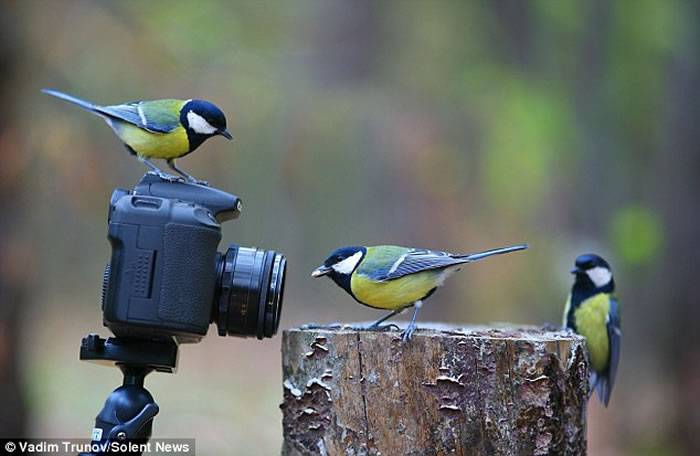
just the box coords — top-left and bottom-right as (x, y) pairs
(147, 171), (184, 183)
(401, 325), (417, 343)
(186, 177), (209, 186)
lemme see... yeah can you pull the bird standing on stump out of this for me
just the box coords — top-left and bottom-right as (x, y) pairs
(42, 89), (233, 184)
(312, 244), (528, 342)
(564, 253), (621, 406)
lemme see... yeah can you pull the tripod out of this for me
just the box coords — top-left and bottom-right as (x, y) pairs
(78, 335), (178, 456)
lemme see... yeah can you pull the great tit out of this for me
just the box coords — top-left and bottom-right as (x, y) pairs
(564, 253), (621, 406)
(312, 243), (528, 341)
(42, 89), (233, 183)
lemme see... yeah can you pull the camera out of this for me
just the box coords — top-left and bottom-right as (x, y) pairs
(100, 174), (286, 343)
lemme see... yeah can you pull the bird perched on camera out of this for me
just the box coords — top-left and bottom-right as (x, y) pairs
(564, 253), (621, 406)
(42, 88), (233, 183)
(312, 243), (528, 342)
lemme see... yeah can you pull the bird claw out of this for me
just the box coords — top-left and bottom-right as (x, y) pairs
(186, 177), (209, 186)
(401, 325), (417, 343)
(147, 171), (184, 183)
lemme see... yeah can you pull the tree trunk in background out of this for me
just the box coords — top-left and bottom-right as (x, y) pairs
(0, 0), (29, 437)
(307, 0), (383, 85)
(281, 326), (588, 455)
(660, 2), (700, 451)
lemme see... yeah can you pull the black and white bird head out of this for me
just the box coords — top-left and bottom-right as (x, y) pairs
(181, 99), (233, 145)
(311, 246), (366, 280)
(571, 253), (615, 291)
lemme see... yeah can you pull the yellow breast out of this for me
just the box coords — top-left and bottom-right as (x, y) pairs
(113, 123), (190, 159)
(350, 271), (440, 310)
(573, 293), (611, 372)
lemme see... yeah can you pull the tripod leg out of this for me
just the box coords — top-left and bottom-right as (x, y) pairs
(83, 366), (159, 455)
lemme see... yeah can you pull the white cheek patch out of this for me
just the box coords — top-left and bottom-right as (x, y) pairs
(187, 111), (218, 135)
(332, 251), (363, 275)
(587, 266), (612, 288)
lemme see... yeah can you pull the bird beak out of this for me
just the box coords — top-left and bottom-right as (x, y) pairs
(311, 265), (332, 278)
(218, 129), (233, 140)
(570, 267), (583, 274)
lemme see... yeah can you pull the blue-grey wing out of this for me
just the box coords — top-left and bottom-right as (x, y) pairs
(606, 297), (621, 401)
(95, 102), (174, 133)
(375, 249), (464, 281)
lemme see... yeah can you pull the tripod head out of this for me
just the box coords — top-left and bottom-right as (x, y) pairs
(79, 335), (178, 455)
(80, 334), (178, 373)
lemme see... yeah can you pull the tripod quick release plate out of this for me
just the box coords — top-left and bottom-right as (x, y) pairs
(80, 334), (179, 374)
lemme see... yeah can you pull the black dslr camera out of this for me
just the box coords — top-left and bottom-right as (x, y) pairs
(78, 175), (287, 453)
(101, 174), (286, 343)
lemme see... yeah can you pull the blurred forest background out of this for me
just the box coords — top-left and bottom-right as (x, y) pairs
(0, 0), (698, 454)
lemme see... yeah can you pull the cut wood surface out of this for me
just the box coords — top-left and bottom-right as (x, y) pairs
(281, 324), (588, 455)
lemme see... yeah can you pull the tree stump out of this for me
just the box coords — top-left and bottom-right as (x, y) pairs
(281, 324), (588, 455)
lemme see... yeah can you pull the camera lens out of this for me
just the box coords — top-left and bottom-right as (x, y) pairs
(213, 245), (286, 339)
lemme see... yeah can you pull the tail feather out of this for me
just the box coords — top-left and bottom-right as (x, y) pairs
(457, 244), (528, 262)
(588, 371), (599, 399)
(42, 88), (98, 113)
(589, 370), (612, 407)
(596, 375), (612, 407)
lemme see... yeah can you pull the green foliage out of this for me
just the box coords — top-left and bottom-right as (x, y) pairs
(610, 205), (664, 266)
(481, 80), (574, 216)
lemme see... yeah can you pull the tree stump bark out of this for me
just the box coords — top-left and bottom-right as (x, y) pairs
(281, 324), (588, 455)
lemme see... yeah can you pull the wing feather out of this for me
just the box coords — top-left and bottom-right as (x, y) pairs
(95, 101), (179, 133)
(43, 90), (181, 134)
(374, 249), (465, 281)
(372, 244), (527, 281)
(603, 296), (621, 406)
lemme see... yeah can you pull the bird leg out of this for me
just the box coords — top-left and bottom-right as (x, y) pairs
(167, 159), (208, 186)
(366, 308), (404, 331)
(401, 300), (423, 343)
(139, 157), (182, 182)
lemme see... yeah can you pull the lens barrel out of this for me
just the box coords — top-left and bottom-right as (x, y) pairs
(214, 245), (286, 339)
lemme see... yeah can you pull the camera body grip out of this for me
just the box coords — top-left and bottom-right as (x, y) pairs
(103, 192), (222, 343)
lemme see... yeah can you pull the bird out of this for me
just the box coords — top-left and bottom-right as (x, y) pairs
(563, 253), (621, 406)
(311, 243), (528, 342)
(42, 88), (233, 183)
